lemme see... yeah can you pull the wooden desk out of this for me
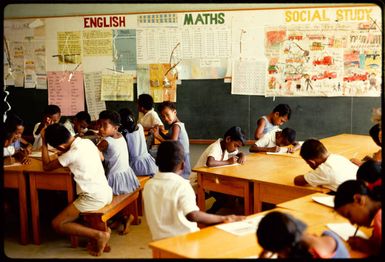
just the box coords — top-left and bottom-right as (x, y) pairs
(25, 158), (74, 245)
(149, 207), (366, 258)
(4, 165), (29, 245)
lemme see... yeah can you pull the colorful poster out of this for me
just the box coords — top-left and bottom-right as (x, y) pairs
(101, 73), (134, 101)
(82, 30), (113, 56)
(149, 63), (177, 102)
(84, 72), (106, 120)
(47, 71), (85, 116)
(113, 29), (137, 71)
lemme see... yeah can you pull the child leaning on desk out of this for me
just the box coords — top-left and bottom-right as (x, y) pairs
(62, 110), (92, 137)
(254, 103), (292, 140)
(334, 180), (381, 257)
(143, 140), (245, 241)
(256, 211), (350, 258)
(294, 139), (358, 192)
(32, 104), (61, 150)
(41, 123), (113, 256)
(249, 127), (300, 153)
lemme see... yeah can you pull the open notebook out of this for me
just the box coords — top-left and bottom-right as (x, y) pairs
(311, 195), (335, 208)
(215, 215), (264, 236)
(326, 223), (368, 241)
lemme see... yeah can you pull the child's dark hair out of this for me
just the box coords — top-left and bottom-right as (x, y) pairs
(300, 139), (327, 160)
(281, 128), (296, 144)
(99, 110), (121, 126)
(273, 104), (292, 119)
(158, 101), (176, 113)
(334, 180), (381, 210)
(356, 159), (381, 184)
(43, 104), (61, 117)
(369, 124), (381, 146)
(45, 123), (71, 148)
(156, 140), (184, 172)
(75, 111), (91, 124)
(138, 94), (154, 110)
(224, 126), (246, 146)
(257, 211), (312, 258)
(118, 108), (137, 134)
(5, 112), (24, 132)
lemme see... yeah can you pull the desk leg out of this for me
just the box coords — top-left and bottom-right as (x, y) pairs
(197, 173), (205, 212)
(253, 182), (262, 213)
(17, 173), (28, 245)
(29, 174), (41, 245)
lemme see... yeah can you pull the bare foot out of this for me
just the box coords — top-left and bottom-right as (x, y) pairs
(88, 230), (110, 256)
(120, 214), (134, 235)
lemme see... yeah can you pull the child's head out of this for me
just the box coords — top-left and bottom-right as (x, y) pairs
(138, 94), (154, 113)
(98, 110), (121, 137)
(118, 108), (137, 133)
(257, 211), (311, 258)
(334, 180), (381, 227)
(271, 104), (291, 126)
(5, 113), (24, 141)
(73, 111), (91, 134)
(156, 140), (185, 174)
(42, 104), (61, 124)
(299, 139), (328, 169)
(158, 101), (177, 125)
(45, 123), (72, 151)
(369, 124), (381, 146)
(223, 126), (246, 153)
(276, 128), (296, 146)
(4, 127), (17, 147)
(356, 159), (381, 186)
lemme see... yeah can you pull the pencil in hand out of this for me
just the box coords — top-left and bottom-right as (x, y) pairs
(352, 226), (360, 237)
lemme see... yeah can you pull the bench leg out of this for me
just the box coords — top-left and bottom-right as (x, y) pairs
(129, 198), (140, 225)
(138, 190), (143, 217)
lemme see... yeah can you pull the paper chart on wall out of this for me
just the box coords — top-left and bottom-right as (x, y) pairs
(84, 72), (106, 120)
(57, 31), (82, 64)
(101, 73), (134, 101)
(113, 29), (137, 71)
(82, 29), (113, 56)
(47, 71), (85, 116)
(231, 58), (266, 95)
(136, 64), (150, 97)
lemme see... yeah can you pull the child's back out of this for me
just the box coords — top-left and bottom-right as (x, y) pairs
(170, 121), (190, 178)
(103, 136), (140, 195)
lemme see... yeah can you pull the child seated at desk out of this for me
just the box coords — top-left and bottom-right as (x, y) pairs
(257, 211), (350, 258)
(32, 104), (61, 150)
(254, 103), (291, 140)
(3, 125), (30, 165)
(351, 123), (382, 166)
(334, 180), (381, 257)
(143, 140), (245, 241)
(249, 128), (300, 153)
(5, 112), (32, 155)
(294, 139), (358, 192)
(41, 123), (113, 256)
(356, 159), (381, 195)
(62, 110), (92, 137)
(190, 126), (246, 213)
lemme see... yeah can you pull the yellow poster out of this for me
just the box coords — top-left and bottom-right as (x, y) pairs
(82, 30), (112, 56)
(149, 63), (177, 102)
(57, 31), (82, 64)
(101, 73), (134, 101)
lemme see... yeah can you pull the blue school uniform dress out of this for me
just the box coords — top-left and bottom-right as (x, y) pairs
(124, 124), (157, 177)
(170, 122), (191, 180)
(311, 230), (350, 258)
(103, 136), (140, 195)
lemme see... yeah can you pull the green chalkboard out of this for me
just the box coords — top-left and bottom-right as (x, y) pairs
(5, 81), (381, 141)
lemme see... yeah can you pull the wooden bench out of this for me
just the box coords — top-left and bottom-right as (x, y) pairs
(70, 175), (151, 249)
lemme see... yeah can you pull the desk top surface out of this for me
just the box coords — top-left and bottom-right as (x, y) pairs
(4, 156), (70, 173)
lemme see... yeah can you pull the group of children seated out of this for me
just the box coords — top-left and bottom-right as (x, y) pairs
(3, 95), (381, 258)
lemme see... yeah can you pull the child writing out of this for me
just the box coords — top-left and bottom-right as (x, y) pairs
(249, 127), (300, 153)
(191, 126), (246, 213)
(153, 101), (191, 179)
(32, 104), (61, 150)
(351, 123), (381, 166)
(97, 110), (140, 195)
(257, 211), (350, 258)
(41, 123), (113, 256)
(334, 180), (381, 256)
(294, 139), (358, 192)
(63, 110), (92, 137)
(254, 103), (292, 140)
(118, 108), (158, 177)
(356, 159), (381, 192)
(143, 140), (245, 240)
(3, 125), (30, 165)
(5, 112), (32, 155)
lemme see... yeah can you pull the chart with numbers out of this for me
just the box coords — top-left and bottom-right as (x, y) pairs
(231, 58), (266, 95)
(138, 14), (178, 27)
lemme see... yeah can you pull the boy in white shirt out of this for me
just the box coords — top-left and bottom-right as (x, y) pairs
(294, 139), (358, 192)
(41, 123), (113, 256)
(137, 94), (164, 131)
(62, 111), (92, 137)
(143, 140), (245, 241)
(32, 104), (61, 150)
(249, 127), (300, 153)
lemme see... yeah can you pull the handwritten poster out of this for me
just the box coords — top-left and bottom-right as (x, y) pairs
(113, 29), (137, 70)
(136, 64), (150, 97)
(84, 72), (106, 120)
(57, 31), (82, 64)
(47, 71), (85, 115)
(82, 30), (113, 56)
(101, 73), (134, 101)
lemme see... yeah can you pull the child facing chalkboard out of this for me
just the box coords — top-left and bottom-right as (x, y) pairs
(254, 104), (292, 140)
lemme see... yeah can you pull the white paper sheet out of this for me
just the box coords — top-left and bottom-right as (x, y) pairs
(216, 215), (264, 236)
(29, 151), (56, 158)
(209, 163), (241, 169)
(326, 223), (368, 241)
(312, 195), (334, 208)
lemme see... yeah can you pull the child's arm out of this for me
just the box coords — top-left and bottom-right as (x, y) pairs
(41, 129), (63, 171)
(287, 141), (301, 153)
(186, 210), (245, 225)
(348, 237), (380, 255)
(206, 156), (239, 167)
(13, 149), (31, 165)
(97, 139), (108, 153)
(20, 138), (33, 154)
(254, 118), (266, 140)
(249, 144), (280, 153)
(293, 175), (309, 186)
(236, 152), (246, 164)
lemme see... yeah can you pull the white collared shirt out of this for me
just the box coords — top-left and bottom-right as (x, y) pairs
(255, 129), (281, 147)
(138, 109), (163, 129)
(143, 171), (200, 240)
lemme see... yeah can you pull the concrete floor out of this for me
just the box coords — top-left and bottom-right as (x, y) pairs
(3, 144), (251, 259)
